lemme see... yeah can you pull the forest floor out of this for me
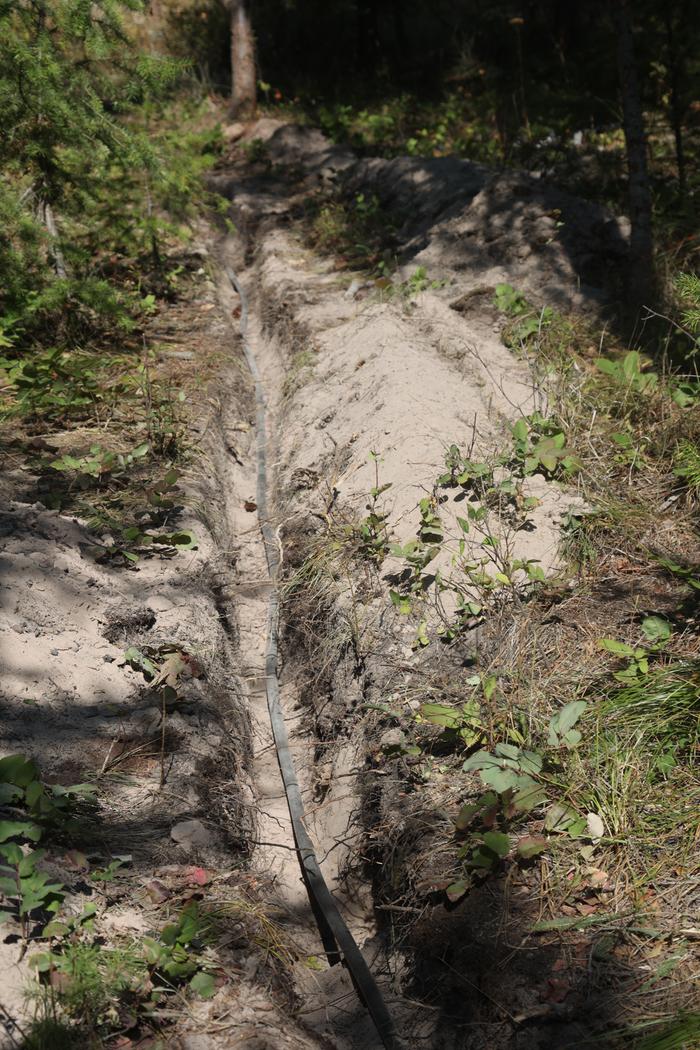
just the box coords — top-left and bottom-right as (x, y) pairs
(0, 109), (698, 1050)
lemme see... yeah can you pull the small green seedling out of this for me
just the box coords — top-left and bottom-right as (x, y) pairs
(51, 442), (150, 485)
(143, 902), (217, 997)
(512, 416), (578, 477)
(598, 617), (671, 682)
(595, 350), (658, 394)
(416, 698), (483, 748)
(547, 700), (587, 748)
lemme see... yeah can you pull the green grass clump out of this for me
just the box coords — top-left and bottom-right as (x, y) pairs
(602, 661), (700, 760)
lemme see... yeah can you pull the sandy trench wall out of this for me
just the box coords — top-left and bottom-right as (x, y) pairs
(214, 128), (599, 1000)
(218, 120), (605, 614)
(256, 225), (581, 617)
(210, 183), (587, 1031)
(0, 271), (266, 1035)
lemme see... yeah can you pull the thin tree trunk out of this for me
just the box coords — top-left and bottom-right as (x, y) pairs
(42, 202), (67, 279)
(664, 9), (686, 197)
(230, 0), (256, 120)
(611, 0), (656, 306)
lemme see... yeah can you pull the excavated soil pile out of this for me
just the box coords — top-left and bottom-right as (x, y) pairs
(0, 119), (635, 1049)
(202, 121), (631, 1049)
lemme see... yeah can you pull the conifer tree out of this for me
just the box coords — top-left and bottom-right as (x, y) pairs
(0, 0), (177, 344)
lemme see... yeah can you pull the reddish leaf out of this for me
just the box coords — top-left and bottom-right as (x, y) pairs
(516, 834), (547, 860)
(188, 866), (210, 887)
(143, 879), (171, 904)
(50, 972), (73, 993)
(63, 849), (89, 870)
(542, 977), (570, 1003)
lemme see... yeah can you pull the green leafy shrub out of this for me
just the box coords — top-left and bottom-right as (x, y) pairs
(0, 755), (95, 932)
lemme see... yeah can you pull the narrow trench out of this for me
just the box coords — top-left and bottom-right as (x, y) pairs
(215, 238), (397, 1050)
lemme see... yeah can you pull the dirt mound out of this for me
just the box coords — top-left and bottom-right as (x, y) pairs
(205, 117), (619, 1048)
(230, 120), (629, 311)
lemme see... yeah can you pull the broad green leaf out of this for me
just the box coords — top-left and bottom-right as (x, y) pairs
(516, 835), (547, 859)
(480, 766), (520, 793)
(482, 831), (510, 857)
(512, 778), (547, 813)
(598, 638), (635, 656)
(24, 781), (43, 808)
(0, 820), (41, 843)
(419, 703), (461, 729)
(544, 802), (579, 833)
(462, 750), (500, 772)
(550, 700), (587, 739)
(0, 843), (23, 865)
(494, 742), (520, 761)
(19, 849), (46, 877)
(517, 750), (543, 775)
(458, 724), (483, 747)
(468, 846), (498, 870)
(43, 920), (70, 938)
(566, 817), (589, 839)
(0, 784), (22, 804)
(641, 616), (671, 643)
(165, 530), (198, 549)
(190, 971), (217, 998)
(512, 419), (529, 443)
(28, 952), (53, 972)
(0, 755), (40, 788)
(445, 879), (469, 903)
(142, 937), (165, 966)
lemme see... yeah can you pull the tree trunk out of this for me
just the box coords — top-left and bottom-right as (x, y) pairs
(230, 0), (256, 120)
(611, 0), (656, 306)
(664, 9), (686, 197)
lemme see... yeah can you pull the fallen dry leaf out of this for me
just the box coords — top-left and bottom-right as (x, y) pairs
(143, 878), (171, 904)
(188, 866), (210, 887)
(586, 812), (605, 840)
(541, 977), (571, 1004)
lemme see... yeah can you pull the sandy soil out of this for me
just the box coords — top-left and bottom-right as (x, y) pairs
(1, 118), (630, 1048)
(200, 120), (615, 1048)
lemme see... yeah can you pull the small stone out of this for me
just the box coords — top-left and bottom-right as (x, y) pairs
(170, 819), (215, 850)
(145, 595), (174, 614)
(379, 728), (406, 751)
(222, 122), (245, 142)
